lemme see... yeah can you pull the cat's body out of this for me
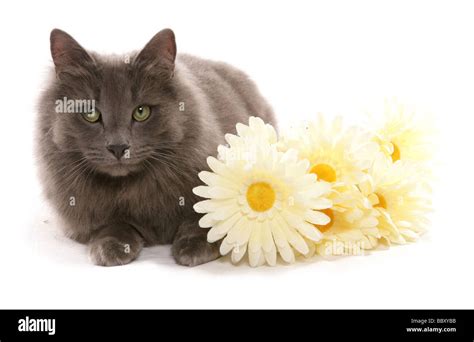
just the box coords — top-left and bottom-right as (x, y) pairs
(37, 29), (275, 266)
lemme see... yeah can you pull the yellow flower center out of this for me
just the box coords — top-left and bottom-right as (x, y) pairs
(314, 208), (334, 233)
(246, 182), (276, 212)
(310, 163), (337, 182)
(374, 193), (387, 209)
(391, 142), (401, 162)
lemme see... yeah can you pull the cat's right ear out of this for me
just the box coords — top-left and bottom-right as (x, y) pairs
(50, 29), (93, 74)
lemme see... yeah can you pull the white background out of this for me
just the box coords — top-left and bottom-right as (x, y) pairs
(0, 0), (473, 309)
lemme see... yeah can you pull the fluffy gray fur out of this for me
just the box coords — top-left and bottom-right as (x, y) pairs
(36, 28), (276, 266)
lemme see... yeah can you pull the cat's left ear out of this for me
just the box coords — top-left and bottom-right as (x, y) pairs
(135, 29), (177, 78)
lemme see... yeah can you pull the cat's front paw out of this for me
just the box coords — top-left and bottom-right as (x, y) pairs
(172, 234), (220, 267)
(89, 237), (142, 267)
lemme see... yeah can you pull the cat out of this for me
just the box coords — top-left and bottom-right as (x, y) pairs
(36, 28), (276, 266)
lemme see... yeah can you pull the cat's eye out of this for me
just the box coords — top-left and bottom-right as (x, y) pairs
(82, 109), (101, 123)
(132, 105), (151, 122)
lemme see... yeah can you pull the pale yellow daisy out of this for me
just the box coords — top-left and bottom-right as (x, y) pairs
(359, 153), (431, 244)
(369, 100), (434, 164)
(217, 116), (277, 162)
(193, 143), (332, 267)
(278, 114), (379, 186)
(308, 185), (381, 257)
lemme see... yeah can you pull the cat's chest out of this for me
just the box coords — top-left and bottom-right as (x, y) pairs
(80, 175), (189, 223)
(56, 168), (196, 243)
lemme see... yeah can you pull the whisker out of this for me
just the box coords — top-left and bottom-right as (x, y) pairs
(68, 164), (92, 188)
(147, 156), (183, 175)
(49, 157), (88, 180)
(62, 161), (91, 187)
(150, 151), (189, 163)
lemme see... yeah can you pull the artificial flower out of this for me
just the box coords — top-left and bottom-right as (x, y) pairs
(217, 116), (277, 162)
(193, 141), (332, 267)
(359, 153), (431, 244)
(307, 185), (381, 257)
(278, 114), (379, 186)
(369, 99), (434, 164)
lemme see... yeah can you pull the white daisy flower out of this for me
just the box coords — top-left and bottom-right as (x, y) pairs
(279, 114), (379, 186)
(308, 185), (381, 257)
(368, 99), (435, 164)
(217, 116), (277, 162)
(193, 142), (332, 267)
(359, 153), (432, 244)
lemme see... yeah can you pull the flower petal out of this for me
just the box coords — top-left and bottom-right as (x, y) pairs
(226, 217), (253, 246)
(231, 243), (247, 264)
(207, 212), (242, 242)
(261, 220), (275, 253)
(198, 213), (218, 228)
(283, 226), (309, 255)
(208, 186), (238, 199)
(308, 198), (333, 210)
(295, 221), (323, 242)
(219, 237), (235, 256)
(264, 245), (277, 266)
(193, 186), (211, 198)
(304, 210), (330, 225)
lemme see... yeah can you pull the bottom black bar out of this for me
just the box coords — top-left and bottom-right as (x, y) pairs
(0, 310), (472, 341)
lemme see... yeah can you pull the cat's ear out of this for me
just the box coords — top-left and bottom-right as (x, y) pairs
(50, 29), (94, 74)
(135, 29), (177, 78)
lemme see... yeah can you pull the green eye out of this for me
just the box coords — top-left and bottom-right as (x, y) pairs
(82, 109), (101, 123)
(132, 105), (151, 122)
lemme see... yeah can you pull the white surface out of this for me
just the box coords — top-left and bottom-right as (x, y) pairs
(0, 0), (473, 309)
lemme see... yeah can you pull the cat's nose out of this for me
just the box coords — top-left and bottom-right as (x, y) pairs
(106, 144), (130, 160)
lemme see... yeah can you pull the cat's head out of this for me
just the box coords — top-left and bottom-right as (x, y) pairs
(48, 28), (185, 177)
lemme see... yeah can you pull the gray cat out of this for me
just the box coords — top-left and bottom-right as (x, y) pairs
(36, 28), (275, 266)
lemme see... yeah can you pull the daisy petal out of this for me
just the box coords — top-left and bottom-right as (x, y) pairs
(231, 243), (247, 264)
(304, 210), (330, 225)
(198, 213), (218, 228)
(248, 249), (262, 267)
(308, 198), (333, 210)
(295, 221), (323, 242)
(226, 217), (253, 246)
(193, 186), (211, 198)
(207, 213), (242, 242)
(220, 237), (235, 255)
(261, 220), (275, 253)
(264, 245), (277, 266)
(208, 186), (238, 199)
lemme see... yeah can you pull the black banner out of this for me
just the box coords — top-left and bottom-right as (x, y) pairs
(0, 310), (472, 341)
